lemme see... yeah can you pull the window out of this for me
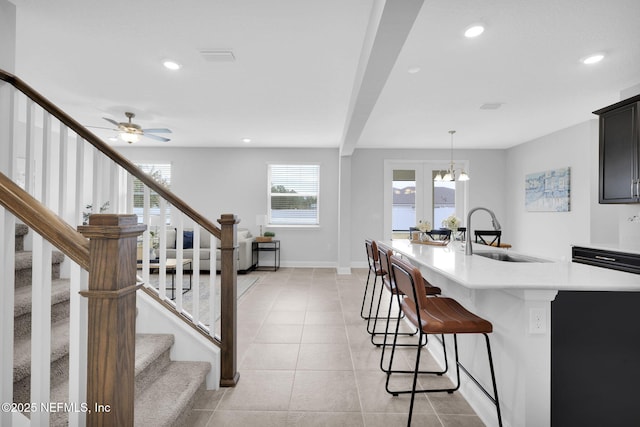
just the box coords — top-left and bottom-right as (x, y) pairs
(433, 172), (456, 229)
(268, 164), (320, 225)
(133, 163), (171, 221)
(392, 169), (416, 232)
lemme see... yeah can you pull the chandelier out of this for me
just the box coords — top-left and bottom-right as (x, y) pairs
(434, 130), (469, 182)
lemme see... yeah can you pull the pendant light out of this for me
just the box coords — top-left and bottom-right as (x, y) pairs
(434, 130), (470, 182)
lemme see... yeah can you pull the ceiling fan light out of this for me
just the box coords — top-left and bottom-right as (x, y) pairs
(464, 24), (485, 38)
(582, 53), (604, 65)
(120, 132), (140, 143)
(162, 60), (182, 70)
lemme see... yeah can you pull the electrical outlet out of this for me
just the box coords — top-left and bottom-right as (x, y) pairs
(529, 308), (546, 334)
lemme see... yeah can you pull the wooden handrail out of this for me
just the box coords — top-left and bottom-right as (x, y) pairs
(0, 171), (90, 269)
(0, 68), (221, 240)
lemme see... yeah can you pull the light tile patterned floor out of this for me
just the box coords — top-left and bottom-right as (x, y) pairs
(183, 268), (485, 427)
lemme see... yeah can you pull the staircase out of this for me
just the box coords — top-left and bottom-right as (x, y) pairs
(13, 224), (210, 426)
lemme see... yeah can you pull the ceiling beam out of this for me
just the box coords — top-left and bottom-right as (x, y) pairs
(339, 0), (424, 157)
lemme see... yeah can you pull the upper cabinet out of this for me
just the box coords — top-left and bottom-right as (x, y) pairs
(593, 94), (640, 204)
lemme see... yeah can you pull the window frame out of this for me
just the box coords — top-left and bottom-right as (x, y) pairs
(267, 163), (320, 227)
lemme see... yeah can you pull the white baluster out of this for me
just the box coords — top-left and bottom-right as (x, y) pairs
(158, 199), (168, 299)
(58, 125), (69, 219)
(109, 161), (118, 213)
(31, 111), (53, 425)
(25, 98), (35, 196)
(142, 186), (151, 292)
(30, 235), (52, 426)
(209, 243), (217, 337)
(175, 214), (184, 310)
(68, 134), (88, 427)
(91, 148), (100, 211)
(192, 226), (201, 324)
(0, 77), (17, 427)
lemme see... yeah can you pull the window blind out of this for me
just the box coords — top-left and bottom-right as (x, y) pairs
(268, 164), (320, 225)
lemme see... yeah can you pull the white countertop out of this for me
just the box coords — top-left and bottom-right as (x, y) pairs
(386, 239), (640, 292)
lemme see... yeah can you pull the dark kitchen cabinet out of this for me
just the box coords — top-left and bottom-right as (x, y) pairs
(593, 94), (640, 203)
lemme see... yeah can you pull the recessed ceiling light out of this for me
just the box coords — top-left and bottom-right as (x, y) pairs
(162, 60), (182, 70)
(582, 53), (604, 65)
(408, 66), (421, 74)
(464, 24), (485, 38)
(242, 138), (251, 143)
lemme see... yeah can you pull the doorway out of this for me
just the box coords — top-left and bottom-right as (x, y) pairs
(384, 160), (467, 240)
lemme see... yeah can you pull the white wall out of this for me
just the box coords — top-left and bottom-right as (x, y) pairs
(0, 0), (16, 73)
(505, 82), (640, 261)
(117, 146), (340, 268)
(350, 148), (507, 265)
(505, 121), (594, 260)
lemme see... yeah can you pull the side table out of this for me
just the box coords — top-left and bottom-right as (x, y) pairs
(252, 240), (280, 271)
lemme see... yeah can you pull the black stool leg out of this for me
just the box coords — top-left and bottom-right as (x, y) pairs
(484, 334), (503, 427)
(360, 266), (373, 319)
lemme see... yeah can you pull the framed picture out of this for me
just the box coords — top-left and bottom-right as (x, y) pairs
(525, 167), (570, 212)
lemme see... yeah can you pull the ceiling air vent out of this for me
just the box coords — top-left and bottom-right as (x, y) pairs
(480, 103), (503, 110)
(200, 49), (236, 62)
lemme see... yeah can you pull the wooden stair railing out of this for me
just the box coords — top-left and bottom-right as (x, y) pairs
(0, 68), (239, 399)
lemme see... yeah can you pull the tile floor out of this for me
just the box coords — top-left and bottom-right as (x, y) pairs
(184, 267), (485, 426)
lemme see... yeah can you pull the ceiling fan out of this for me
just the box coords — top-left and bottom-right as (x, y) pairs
(91, 112), (172, 143)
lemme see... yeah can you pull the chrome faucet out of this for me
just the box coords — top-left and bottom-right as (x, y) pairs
(465, 207), (502, 255)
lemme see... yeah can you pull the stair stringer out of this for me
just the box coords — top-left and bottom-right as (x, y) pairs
(135, 291), (220, 389)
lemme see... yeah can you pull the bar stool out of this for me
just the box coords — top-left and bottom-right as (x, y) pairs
(387, 255), (503, 427)
(361, 239), (386, 320)
(372, 242), (441, 342)
(371, 244), (449, 375)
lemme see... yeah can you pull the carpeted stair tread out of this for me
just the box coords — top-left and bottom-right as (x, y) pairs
(15, 251), (65, 271)
(134, 361), (210, 427)
(135, 334), (174, 375)
(15, 223), (28, 237)
(13, 320), (69, 384)
(15, 223), (28, 252)
(14, 279), (70, 318)
(134, 334), (175, 397)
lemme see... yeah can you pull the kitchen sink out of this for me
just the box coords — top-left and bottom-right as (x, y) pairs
(474, 251), (550, 263)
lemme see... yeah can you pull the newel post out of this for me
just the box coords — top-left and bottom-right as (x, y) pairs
(78, 214), (146, 427)
(218, 213), (240, 386)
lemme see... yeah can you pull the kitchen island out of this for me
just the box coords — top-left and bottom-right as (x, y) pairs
(385, 239), (640, 427)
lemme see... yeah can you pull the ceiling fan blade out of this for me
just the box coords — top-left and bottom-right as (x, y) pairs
(142, 128), (172, 134)
(144, 133), (171, 142)
(103, 117), (120, 127)
(86, 125), (118, 131)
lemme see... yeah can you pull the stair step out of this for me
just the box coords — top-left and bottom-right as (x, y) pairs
(13, 320), (70, 404)
(15, 223), (28, 252)
(43, 336), (209, 427)
(14, 279), (70, 339)
(15, 251), (66, 288)
(134, 334), (174, 397)
(134, 361), (211, 427)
